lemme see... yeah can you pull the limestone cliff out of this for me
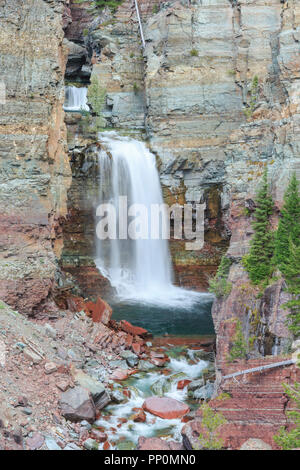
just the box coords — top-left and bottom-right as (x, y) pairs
(62, 0), (299, 299)
(0, 0), (71, 315)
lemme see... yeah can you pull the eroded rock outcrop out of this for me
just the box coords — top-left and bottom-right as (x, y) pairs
(62, 0), (300, 294)
(0, 0), (71, 315)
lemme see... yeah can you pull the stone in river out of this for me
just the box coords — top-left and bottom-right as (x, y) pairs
(143, 397), (190, 419)
(138, 360), (155, 371)
(110, 368), (130, 380)
(193, 381), (214, 401)
(132, 409), (146, 423)
(137, 437), (184, 450)
(83, 438), (99, 450)
(117, 440), (136, 450)
(120, 350), (139, 367)
(177, 379), (192, 390)
(111, 389), (126, 403)
(90, 429), (107, 443)
(71, 368), (111, 409)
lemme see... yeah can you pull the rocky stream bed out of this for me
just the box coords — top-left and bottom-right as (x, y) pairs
(0, 299), (215, 451)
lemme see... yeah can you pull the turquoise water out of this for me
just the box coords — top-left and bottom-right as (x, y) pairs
(111, 295), (215, 337)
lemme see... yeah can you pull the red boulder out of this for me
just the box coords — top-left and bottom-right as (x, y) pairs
(177, 380), (192, 390)
(120, 320), (148, 337)
(143, 397), (190, 419)
(85, 297), (112, 325)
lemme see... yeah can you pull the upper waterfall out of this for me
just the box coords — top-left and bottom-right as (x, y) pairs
(95, 132), (207, 307)
(64, 86), (89, 112)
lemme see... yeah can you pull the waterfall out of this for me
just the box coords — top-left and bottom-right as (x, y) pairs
(63, 86), (89, 112)
(95, 132), (205, 307)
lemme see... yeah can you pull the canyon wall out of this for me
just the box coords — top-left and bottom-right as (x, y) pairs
(62, 0), (299, 362)
(1, 0), (299, 328)
(0, 0), (71, 315)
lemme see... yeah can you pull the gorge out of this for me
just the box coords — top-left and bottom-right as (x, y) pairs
(0, 0), (299, 452)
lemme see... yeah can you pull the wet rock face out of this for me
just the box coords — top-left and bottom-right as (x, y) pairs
(63, 0), (97, 43)
(59, 143), (115, 300)
(211, 265), (292, 366)
(0, 0), (71, 315)
(66, 0), (300, 292)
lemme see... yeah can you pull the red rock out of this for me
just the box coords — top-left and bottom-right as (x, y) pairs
(110, 369), (129, 381)
(56, 379), (69, 392)
(66, 295), (86, 313)
(119, 320), (148, 337)
(134, 335), (144, 344)
(17, 396), (28, 407)
(177, 380), (192, 390)
(44, 362), (58, 375)
(182, 359), (300, 450)
(118, 417), (127, 424)
(103, 441), (110, 450)
(85, 297), (112, 325)
(132, 409), (146, 423)
(60, 386), (96, 423)
(143, 397), (190, 419)
(150, 357), (169, 367)
(132, 343), (141, 355)
(26, 433), (44, 450)
(125, 334), (133, 348)
(181, 415), (193, 423)
(137, 437), (184, 450)
(90, 429), (107, 443)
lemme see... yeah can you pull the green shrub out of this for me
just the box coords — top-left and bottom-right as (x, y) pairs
(94, 0), (123, 13)
(274, 382), (300, 449)
(215, 392), (231, 401)
(196, 403), (227, 450)
(227, 319), (248, 362)
(190, 48), (199, 57)
(244, 75), (259, 118)
(87, 75), (107, 126)
(133, 82), (139, 93)
(209, 256), (233, 298)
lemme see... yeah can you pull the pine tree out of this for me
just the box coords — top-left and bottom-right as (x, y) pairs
(282, 240), (300, 337)
(274, 173), (300, 272)
(243, 169), (275, 284)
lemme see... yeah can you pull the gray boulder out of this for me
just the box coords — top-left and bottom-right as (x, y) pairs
(60, 386), (96, 423)
(71, 369), (111, 409)
(193, 381), (214, 401)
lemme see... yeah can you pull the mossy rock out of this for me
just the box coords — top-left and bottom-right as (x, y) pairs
(116, 440), (136, 450)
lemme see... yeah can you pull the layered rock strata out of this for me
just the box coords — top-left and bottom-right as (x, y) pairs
(0, 0), (71, 315)
(62, 0), (300, 293)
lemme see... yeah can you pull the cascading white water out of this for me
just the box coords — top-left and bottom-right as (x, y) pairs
(63, 85), (89, 112)
(95, 132), (205, 307)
